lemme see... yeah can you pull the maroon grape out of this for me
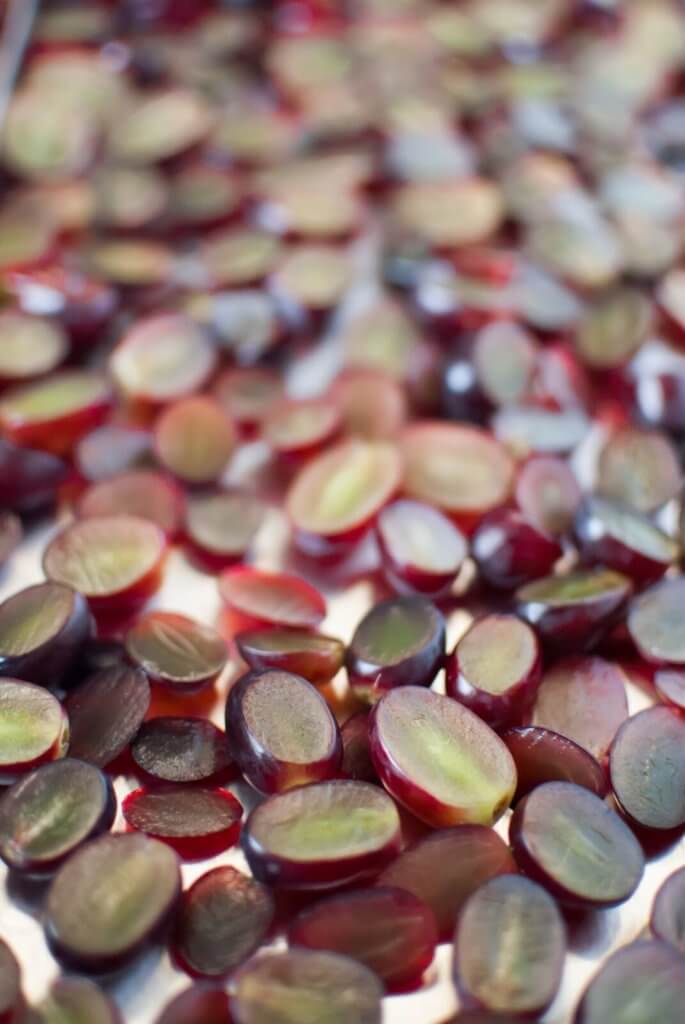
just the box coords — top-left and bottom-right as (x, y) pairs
(515, 568), (632, 650)
(64, 664), (150, 768)
(75, 425), (152, 484)
(184, 492), (266, 570)
(125, 612), (227, 694)
(0, 440), (66, 513)
(375, 499), (467, 596)
(574, 494), (676, 584)
(219, 567), (326, 634)
(654, 668), (685, 711)
(341, 712), (377, 783)
(122, 786), (242, 860)
(515, 455), (581, 537)
(235, 629), (345, 687)
(131, 718), (232, 785)
(502, 726), (607, 801)
(77, 470), (184, 538)
(472, 508), (562, 590)
(0, 582), (91, 687)
(155, 987), (232, 1024)
(610, 706), (685, 831)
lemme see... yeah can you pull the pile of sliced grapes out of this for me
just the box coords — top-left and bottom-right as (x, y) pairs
(4, 1), (685, 1022)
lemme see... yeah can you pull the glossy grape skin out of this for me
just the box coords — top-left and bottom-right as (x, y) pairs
(242, 779), (402, 890)
(609, 706), (685, 831)
(446, 614), (542, 729)
(472, 508), (563, 590)
(574, 940), (685, 1024)
(0, 582), (92, 687)
(0, 758), (116, 875)
(502, 727), (608, 801)
(288, 886), (438, 989)
(574, 494), (677, 584)
(226, 669), (342, 793)
(64, 665), (150, 768)
(345, 596), (445, 701)
(235, 629), (344, 687)
(510, 781), (644, 908)
(369, 686), (516, 827)
(453, 874), (565, 1017)
(341, 712), (378, 783)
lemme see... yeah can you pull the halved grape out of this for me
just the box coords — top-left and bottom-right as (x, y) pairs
(169, 164), (242, 231)
(391, 178), (503, 249)
(242, 779), (401, 889)
(8, 266), (117, 347)
(3, 89), (96, 182)
(0, 371), (111, 456)
(472, 320), (537, 408)
(341, 712), (377, 784)
(532, 657), (628, 760)
(213, 368), (284, 435)
(0, 440), (66, 512)
(574, 940), (685, 1024)
(654, 668), (685, 711)
(263, 399), (341, 462)
(286, 440), (403, 550)
(77, 470), (184, 537)
(110, 315), (216, 407)
(64, 665), (150, 767)
(45, 833), (180, 971)
(259, 189), (360, 243)
(218, 568), (326, 634)
(378, 825), (517, 938)
(346, 596), (445, 700)
(370, 687), (516, 827)
(610, 706), (685, 831)
(43, 516), (167, 615)
(376, 500), (467, 597)
(472, 509), (563, 591)
(173, 866), (274, 978)
(125, 612), (227, 694)
(510, 781), (644, 907)
(515, 455), (581, 536)
(198, 289), (283, 366)
(652, 868), (685, 953)
(272, 246), (352, 328)
(574, 495), (676, 584)
(108, 89), (212, 165)
(32, 977), (120, 1024)
(155, 987), (231, 1024)
(515, 568), (632, 651)
(454, 874), (565, 1017)
(131, 718), (232, 785)
(597, 427), (681, 513)
(200, 229), (282, 289)
(401, 422), (514, 531)
(183, 493), (265, 573)
(89, 238), (173, 290)
(231, 949), (382, 1024)
(94, 165), (167, 232)
(0, 681), (68, 783)
(235, 630), (344, 687)
(75, 426), (152, 483)
(123, 786), (242, 859)
(226, 669), (341, 793)
(502, 726), (607, 801)
(0, 311), (67, 385)
(492, 405), (590, 456)
(628, 578), (685, 664)
(0, 940), (21, 1024)
(576, 287), (653, 370)
(0, 582), (91, 687)
(154, 397), (236, 485)
(331, 370), (408, 441)
(288, 886), (438, 989)
(447, 615), (541, 729)
(0, 758), (115, 874)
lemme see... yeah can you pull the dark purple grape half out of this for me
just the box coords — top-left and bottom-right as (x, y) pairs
(0, 582), (91, 687)
(378, 825), (517, 938)
(235, 629), (345, 687)
(651, 867), (685, 953)
(341, 712), (377, 783)
(453, 874), (565, 1017)
(574, 940), (685, 1024)
(532, 657), (628, 760)
(574, 495), (677, 584)
(0, 440), (67, 512)
(122, 786), (242, 860)
(231, 950), (383, 1024)
(242, 779), (401, 889)
(64, 664), (150, 768)
(369, 686), (516, 827)
(375, 499), (467, 597)
(446, 614), (541, 728)
(155, 987), (232, 1024)
(45, 833), (181, 972)
(345, 596), (445, 701)
(288, 886), (438, 989)
(472, 508), (562, 590)
(610, 706), (685, 831)
(173, 866), (274, 978)
(502, 726), (607, 801)
(225, 669), (342, 793)
(0, 939), (21, 1024)
(0, 758), (115, 875)
(510, 781), (644, 908)
(627, 577), (685, 664)
(515, 568), (632, 651)
(131, 717), (232, 784)
(0, 680), (69, 783)
(32, 976), (121, 1024)
(125, 612), (227, 694)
